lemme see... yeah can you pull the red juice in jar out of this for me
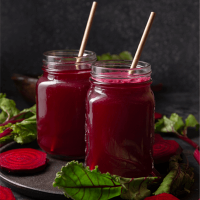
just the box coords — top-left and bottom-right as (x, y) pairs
(85, 60), (154, 178)
(36, 50), (96, 159)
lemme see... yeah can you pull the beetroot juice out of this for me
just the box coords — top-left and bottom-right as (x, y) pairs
(36, 50), (96, 159)
(85, 61), (155, 178)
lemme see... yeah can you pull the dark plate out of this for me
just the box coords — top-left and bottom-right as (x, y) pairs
(0, 141), (70, 200)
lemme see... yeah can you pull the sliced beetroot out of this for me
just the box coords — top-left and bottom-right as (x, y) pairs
(0, 148), (48, 174)
(154, 112), (162, 120)
(0, 185), (16, 200)
(144, 193), (180, 200)
(153, 135), (182, 164)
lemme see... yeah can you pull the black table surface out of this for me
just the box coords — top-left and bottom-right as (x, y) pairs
(0, 91), (199, 200)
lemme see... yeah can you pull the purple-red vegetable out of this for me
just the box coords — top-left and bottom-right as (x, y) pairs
(153, 134), (182, 164)
(0, 148), (48, 174)
(0, 128), (12, 138)
(155, 112), (162, 120)
(193, 148), (200, 165)
(0, 119), (24, 127)
(144, 193), (180, 200)
(0, 185), (16, 200)
(0, 111), (26, 127)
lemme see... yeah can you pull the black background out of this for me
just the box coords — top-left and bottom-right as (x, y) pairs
(0, 1), (199, 199)
(0, 0), (199, 95)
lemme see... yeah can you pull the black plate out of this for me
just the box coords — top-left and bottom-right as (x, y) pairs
(0, 141), (72, 200)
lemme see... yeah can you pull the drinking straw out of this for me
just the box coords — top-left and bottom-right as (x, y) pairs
(130, 12), (156, 72)
(77, 1), (97, 64)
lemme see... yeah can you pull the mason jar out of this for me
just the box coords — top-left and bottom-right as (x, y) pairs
(85, 60), (154, 178)
(36, 50), (96, 159)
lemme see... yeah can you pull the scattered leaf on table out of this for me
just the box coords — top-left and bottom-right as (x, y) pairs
(53, 161), (122, 200)
(118, 176), (158, 200)
(154, 155), (194, 196)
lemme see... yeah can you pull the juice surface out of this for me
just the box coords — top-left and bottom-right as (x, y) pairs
(36, 69), (90, 159)
(85, 77), (155, 178)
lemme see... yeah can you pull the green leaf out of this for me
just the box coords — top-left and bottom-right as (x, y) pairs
(119, 51), (133, 60)
(154, 155), (194, 196)
(154, 118), (165, 132)
(185, 114), (199, 131)
(53, 161), (122, 200)
(161, 116), (176, 133)
(118, 177), (158, 200)
(98, 53), (112, 61)
(16, 104), (36, 120)
(11, 115), (37, 144)
(169, 113), (185, 132)
(0, 123), (12, 133)
(0, 94), (36, 145)
(111, 54), (121, 60)
(20, 104), (36, 115)
(0, 94), (20, 123)
(97, 51), (133, 61)
(155, 113), (199, 136)
(97, 55), (101, 60)
(0, 134), (14, 146)
(0, 93), (6, 98)
(0, 111), (8, 124)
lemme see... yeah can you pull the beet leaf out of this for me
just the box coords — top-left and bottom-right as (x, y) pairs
(11, 115), (37, 144)
(53, 161), (122, 200)
(155, 113), (199, 150)
(155, 113), (199, 136)
(53, 161), (158, 200)
(185, 114), (199, 131)
(0, 123), (12, 132)
(17, 104), (36, 119)
(0, 134), (14, 147)
(97, 51), (133, 61)
(0, 93), (20, 123)
(119, 176), (158, 200)
(0, 101), (37, 147)
(153, 155), (194, 196)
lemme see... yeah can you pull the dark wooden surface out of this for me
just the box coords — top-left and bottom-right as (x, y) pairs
(0, 91), (199, 200)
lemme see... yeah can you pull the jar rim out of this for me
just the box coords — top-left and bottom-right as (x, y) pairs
(93, 60), (151, 70)
(43, 49), (96, 59)
(42, 50), (96, 71)
(91, 60), (151, 81)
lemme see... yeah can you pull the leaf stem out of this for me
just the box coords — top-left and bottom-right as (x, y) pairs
(176, 134), (199, 150)
(193, 148), (200, 165)
(0, 119), (24, 127)
(0, 128), (12, 138)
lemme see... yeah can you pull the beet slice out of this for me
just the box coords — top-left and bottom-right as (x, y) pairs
(153, 134), (182, 164)
(144, 193), (180, 200)
(0, 148), (48, 174)
(0, 185), (16, 200)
